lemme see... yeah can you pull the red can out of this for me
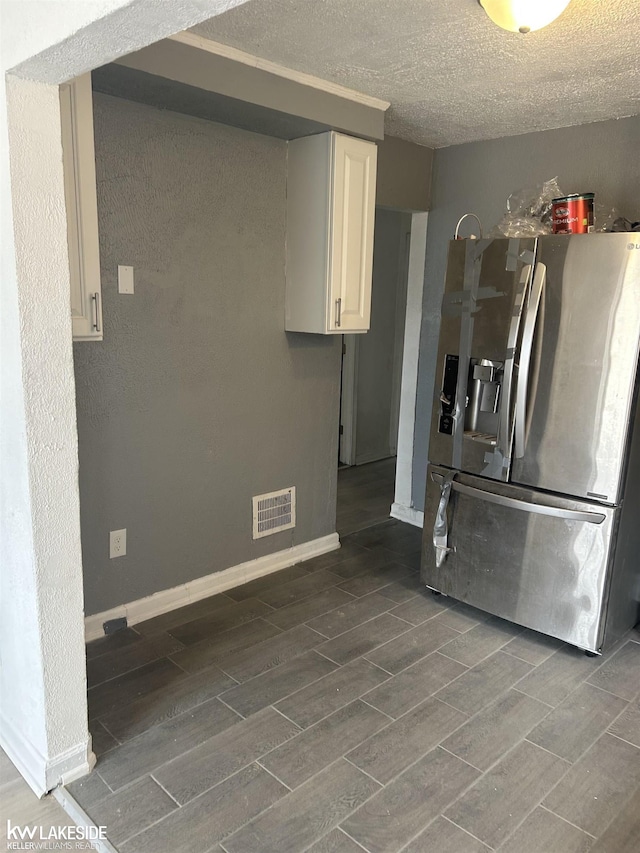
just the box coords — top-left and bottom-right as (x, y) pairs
(552, 193), (595, 234)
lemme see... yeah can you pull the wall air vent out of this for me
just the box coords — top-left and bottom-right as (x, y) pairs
(252, 487), (296, 539)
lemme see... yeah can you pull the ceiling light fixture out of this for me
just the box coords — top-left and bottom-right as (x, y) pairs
(479, 0), (572, 34)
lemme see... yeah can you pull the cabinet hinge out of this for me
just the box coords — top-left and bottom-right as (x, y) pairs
(339, 425), (344, 435)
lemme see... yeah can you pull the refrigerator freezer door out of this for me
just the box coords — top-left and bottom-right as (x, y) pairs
(429, 238), (536, 481)
(421, 465), (617, 652)
(511, 233), (640, 504)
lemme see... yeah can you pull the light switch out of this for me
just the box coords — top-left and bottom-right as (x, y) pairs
(118, 265), (134, 294)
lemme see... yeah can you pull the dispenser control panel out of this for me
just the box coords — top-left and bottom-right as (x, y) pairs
(438, 354), (459, 435)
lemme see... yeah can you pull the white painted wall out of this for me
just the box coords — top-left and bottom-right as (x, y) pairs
(2, 75), (91, 793)
(0, 0), (254, 796)
(0, 71), (50, 783)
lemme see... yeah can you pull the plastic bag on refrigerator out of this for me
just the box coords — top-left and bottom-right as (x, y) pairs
(490, 177), (564, 237)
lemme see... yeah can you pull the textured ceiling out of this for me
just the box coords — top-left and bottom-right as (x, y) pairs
(191, 0), (640, 147)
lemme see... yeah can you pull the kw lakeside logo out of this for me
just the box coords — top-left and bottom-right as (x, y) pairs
(5, 821), (107, 850)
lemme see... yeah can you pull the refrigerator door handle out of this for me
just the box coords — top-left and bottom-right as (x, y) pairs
(499, 263), (532, 460)
(436, 477), (606, 524)
(433, 469), (458, 566)
(515, 262), (546, 459)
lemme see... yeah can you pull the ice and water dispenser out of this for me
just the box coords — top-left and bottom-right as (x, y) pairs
(438, 354), (504, 445)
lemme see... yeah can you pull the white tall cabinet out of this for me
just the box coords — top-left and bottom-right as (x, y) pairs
(285, 131), (377, 334)
(60, 73), (103, 341)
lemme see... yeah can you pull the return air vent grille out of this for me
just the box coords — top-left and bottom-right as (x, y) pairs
(252, 487), (296, 539)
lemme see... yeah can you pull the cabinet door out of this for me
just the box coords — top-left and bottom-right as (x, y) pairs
(328, 134), (377, 333)
(60, 74), (103, 341)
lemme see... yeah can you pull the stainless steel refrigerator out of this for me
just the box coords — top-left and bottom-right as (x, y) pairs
(421, 233), (640, 653)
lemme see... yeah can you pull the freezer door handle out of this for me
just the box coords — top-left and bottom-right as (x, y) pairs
(515, 262), (546, 458)
(432, 474), (606, 524)
(499, 263), (532, 460)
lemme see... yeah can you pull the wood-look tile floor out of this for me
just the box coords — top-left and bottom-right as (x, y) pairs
(69, 520), (640, 853)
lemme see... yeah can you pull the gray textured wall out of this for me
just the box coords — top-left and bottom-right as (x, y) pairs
(376, 136), (433, 212)
(412, 114), (640, 511)
(74, 94), (341, 616)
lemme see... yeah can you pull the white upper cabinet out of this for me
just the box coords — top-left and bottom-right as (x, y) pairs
(285, 131), (377, 334)
(60, 73), (103, 341)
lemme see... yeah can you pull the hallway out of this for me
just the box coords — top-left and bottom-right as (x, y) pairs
(336, 458), (396, 537)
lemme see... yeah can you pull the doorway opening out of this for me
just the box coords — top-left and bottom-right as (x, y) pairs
(337, 207), (426, 537)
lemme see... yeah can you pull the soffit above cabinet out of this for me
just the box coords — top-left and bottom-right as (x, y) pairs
(92, 34), (388, 141)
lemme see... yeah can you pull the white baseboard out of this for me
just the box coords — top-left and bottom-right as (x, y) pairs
(0, 711), (94, 797)
(390, 502), (424, 529)
(85, 533), (340, 642)
(46, 742), (95, 790)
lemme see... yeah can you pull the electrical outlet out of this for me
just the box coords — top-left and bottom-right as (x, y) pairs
(110, 529), (127, 559)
